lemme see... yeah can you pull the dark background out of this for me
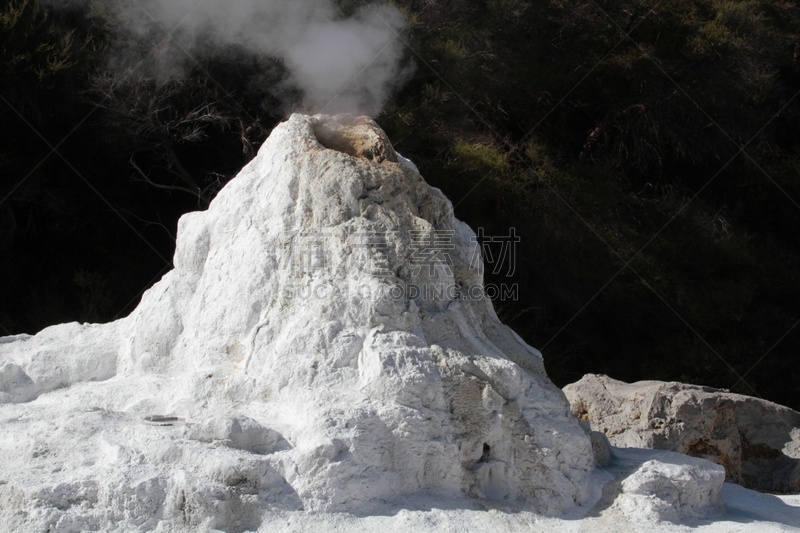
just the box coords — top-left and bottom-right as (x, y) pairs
(2, 0), (799, 409)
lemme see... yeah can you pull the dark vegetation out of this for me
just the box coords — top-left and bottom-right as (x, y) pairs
(1, 0), (799, 408)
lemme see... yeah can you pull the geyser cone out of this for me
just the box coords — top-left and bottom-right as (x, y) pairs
(0, 114), (596, 528)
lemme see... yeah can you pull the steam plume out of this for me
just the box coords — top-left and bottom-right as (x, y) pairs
(51, 0), (411, 116)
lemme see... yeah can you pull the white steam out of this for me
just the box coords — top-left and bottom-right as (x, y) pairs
(57, 0), (411, 115)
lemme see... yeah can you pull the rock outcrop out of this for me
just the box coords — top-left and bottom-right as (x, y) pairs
(564, 374), (800, 494)
(0, 114), (599, 531)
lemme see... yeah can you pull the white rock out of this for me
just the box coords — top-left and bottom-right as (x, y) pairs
(396, 151), (419, 174)
(0, 114), (597, 530)
(183, 414), (286, 454)
(612, 449), (726, 523)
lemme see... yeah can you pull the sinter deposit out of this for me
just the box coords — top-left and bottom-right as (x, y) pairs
(0, 115), (795, 532)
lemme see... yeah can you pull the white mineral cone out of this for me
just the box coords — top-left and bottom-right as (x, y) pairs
(0, 114), (596, 530)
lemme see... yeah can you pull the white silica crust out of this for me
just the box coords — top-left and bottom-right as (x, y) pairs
(613, 449), (726, 523)
(0, 114), (598, 530)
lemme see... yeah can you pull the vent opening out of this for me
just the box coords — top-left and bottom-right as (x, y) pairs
(311, 114), (396, 163)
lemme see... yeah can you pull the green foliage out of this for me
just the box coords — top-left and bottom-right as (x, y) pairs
(452, 141), (510, 174)
(0, 0), (98, 121)
(1, 0), (799, 409)
(384, 0), (800, 408)
(0, 0), (83, 82)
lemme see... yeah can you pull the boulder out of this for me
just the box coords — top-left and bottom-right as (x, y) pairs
(612, 448), (726, 523)
(564, 374), (800, 493)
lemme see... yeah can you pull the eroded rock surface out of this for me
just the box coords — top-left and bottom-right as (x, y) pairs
(564, 374), (800, 493)
(0, 114), (597, 531)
